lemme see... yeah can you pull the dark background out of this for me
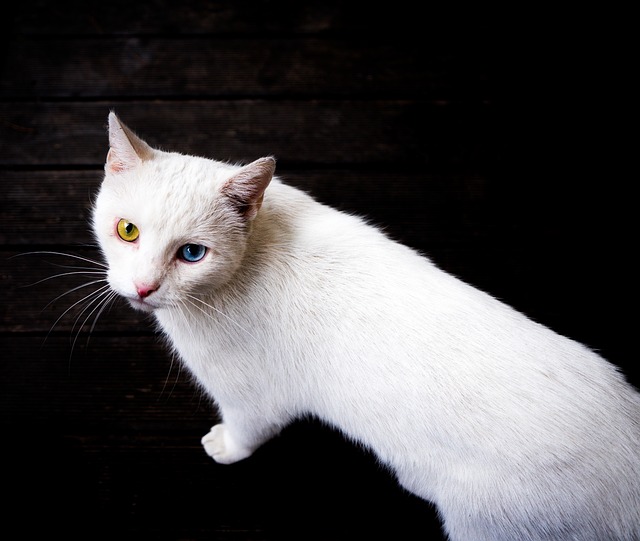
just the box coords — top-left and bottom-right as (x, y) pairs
(1, 2), (635, 539)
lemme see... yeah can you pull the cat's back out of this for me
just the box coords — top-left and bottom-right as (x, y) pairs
(256, 178), (640, 448)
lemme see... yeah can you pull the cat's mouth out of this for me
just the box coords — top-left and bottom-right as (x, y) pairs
(126, 296), (160, 313)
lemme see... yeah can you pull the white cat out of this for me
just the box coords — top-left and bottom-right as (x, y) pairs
(93, 112), (640, 541)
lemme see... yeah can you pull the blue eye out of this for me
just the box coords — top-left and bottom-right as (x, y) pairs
(179, 244), (207, 263)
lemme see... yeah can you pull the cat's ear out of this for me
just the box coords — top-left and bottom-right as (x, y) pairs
(105, 112), (155, 174)
(222, 157), (276, 221)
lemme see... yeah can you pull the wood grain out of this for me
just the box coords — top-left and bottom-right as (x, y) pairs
(1, 37), (488, 100)
(0, 100), (496, 167)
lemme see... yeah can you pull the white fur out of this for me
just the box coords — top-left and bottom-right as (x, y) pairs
(94, 113), (640, 541)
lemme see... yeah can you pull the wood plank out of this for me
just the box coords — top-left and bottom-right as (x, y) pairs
(0, 101), (495, 168)
(0, 334), (210, 430)
(0, 334), (446, 539)
(0, 330), (445, 536)
(0, 170), (99, 245)
(9, 0), (477, 38)
(2, 415), (444, 539)
(1, 37), (487, 100)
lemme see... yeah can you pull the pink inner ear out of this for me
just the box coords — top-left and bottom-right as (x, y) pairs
(106, 148), (127, 173)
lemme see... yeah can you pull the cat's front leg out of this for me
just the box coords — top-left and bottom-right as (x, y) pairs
(201, 409), (281, 465)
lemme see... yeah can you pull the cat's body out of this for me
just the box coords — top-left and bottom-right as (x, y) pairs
(94, 113), (640, 541)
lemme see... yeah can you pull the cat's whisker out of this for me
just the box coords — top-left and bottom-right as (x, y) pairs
(69, 284), (114, 339)
(69, 287), (118, 355)
(42, 279), (109, 312)
(12, 250), (108, 269)
(46, 283), (111, 341)
(48, 263), (107, 272)
(12, 251), (107, 292)
(22, 270), (106, 289)
(174, 301), (215, 410)
(159, 350), (182, 401)
(184, 294), (264, 346)
(175, 299), (204, 349)
(158, 304), (195, 401)
(88, 290), (120, 336)
(13, 250), (117, 359)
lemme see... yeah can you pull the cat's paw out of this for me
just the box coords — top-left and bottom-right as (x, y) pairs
(201, 424), (254, 464)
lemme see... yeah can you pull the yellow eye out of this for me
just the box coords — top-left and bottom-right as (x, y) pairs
(116, 219), (140, 242)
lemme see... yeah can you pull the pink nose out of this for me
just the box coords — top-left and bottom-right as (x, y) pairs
(136, 283), (158, 299)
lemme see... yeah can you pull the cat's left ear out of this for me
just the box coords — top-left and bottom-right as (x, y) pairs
(105, 112), (155, 174)
(222, 157), (276, 221)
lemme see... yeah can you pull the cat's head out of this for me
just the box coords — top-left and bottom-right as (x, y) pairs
(92, 112), (275, 312)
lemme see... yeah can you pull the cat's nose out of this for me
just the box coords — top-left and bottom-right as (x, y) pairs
(136, 283), (158, 299)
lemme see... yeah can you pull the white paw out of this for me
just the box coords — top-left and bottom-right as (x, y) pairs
(201, 424), (254, 464)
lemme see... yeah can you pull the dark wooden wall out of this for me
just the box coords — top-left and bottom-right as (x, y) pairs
(1, 2), (635, 539)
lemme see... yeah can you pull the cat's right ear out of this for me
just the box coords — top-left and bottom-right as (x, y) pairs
(106, 112), (155, 174)
(222, 157), (276, 221)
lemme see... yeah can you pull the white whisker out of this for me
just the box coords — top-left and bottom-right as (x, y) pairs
(158, 305), (195, 401)
(174, 300), (196, 340)
(13, 250), (117, 361)
(48, 262), (106, 272)
(160, 350), (182, 400)
(46, 283), (111, 340)
(184, 293), (264, 346)
(88, 290), (119, 336)
(42, 279), (109, 312)
(23, 270), (106, 288)
(70, 285), (114, 338)
(12, 250), (108, 269)
(69, 287), (117, 354)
